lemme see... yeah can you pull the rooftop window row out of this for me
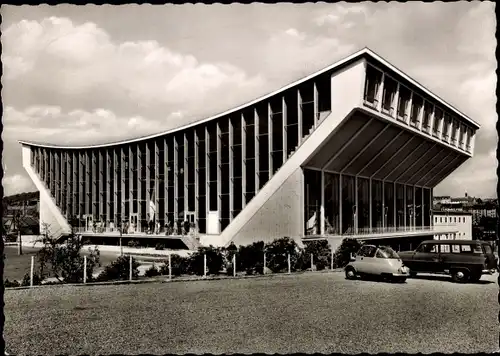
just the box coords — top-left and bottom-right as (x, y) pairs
(363, 63), (475, 154)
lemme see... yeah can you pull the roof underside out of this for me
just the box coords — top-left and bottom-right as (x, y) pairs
(304, 110), (469, 188)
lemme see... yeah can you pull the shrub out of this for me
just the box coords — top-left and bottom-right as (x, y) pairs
(36, 234), (100, 284)
(187, 246), (225, 276)
(144, 264), (160, 277)
(265, 237), (303, 273)
(237, 241), (265, 275)
(128, 240), (139, 248)
(4, 279), (20, 288)
(21, 271), (43, 286)
(302, 240), (332, 271)
(95, 255), (140, 282)
(332, 238), (363, 268)
(159, 254), (189, 276)
(155, 243), (165, 251)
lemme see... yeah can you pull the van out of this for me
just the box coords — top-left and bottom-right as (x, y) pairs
(398, 240), (497, 283)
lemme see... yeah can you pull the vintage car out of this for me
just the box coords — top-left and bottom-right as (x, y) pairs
(398, 240), (497, 283)
(345, 244), (409, 283)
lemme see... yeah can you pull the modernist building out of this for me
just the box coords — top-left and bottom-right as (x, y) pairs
(433, 211), (473, 240)
(20, 48), (480, 250)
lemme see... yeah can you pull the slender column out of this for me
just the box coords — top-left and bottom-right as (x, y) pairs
(194, 131), (199, 224)
(282, 96), (287, 163)
(394, 182), (397, 230)
(229, 118), (234, 221)
(145, 143), (151, 224)
(120, 148), (126, 225)
(241, 113), (247, 209)
(369, 178), (373, 229)
(354, 176), (358, 234)
(85, 152), (91, 216)
(164, 138), (168, 222)
(403, 184), (407, 231)
(205, 127), (210, 216)
(268, 103), (273, 177)
(128, 146), (133, 219)
(137, 145), (142, 226)
(313, 82), (319, 127)
(217, 122), (222, 232)
(78, 153), (84, 218)
(106, 149), (111, 224)
(72, 152), (77, 218)
(339, 174), (343, 234)
(297, 89), (303, 144)
(254, 108), (260, 193)
(376, 73), (385, 112)
(421, 186), (425, 227)
(381, 181), (385, 230)
(113, 149), (118, 225)
(320, 170), (325, 235)
(184, 133), (189, 219)
(174, 136), (179, 221)
(99, 150), (104, 221)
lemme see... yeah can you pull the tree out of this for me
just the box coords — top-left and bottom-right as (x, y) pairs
(36, 225), (100, 284)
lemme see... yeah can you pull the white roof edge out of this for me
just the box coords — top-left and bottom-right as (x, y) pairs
(19, 47), (480, 150)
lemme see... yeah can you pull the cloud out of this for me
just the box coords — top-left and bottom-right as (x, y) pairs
(2, 174), (35, 196)
(2, 17), (266, 121)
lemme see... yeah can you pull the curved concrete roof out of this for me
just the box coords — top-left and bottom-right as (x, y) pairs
(19, 47), (480, 150)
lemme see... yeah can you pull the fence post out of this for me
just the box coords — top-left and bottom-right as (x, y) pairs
(168, 253), (172, 280)
(288, 254), (291, 274)
(331, 248), (334, 271)
(84, 255), (87, 284)
(203, 254), (207, 278)
(263, 253), (266, 274)
(120, 237), (123, 256)
(233, 254), (236, 277)
(310, 253), (313, 271)
(129, 255), (133, 281)
(30, 256), (34, 287)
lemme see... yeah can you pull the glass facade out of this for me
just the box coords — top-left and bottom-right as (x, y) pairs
(304, 169), (432, 236)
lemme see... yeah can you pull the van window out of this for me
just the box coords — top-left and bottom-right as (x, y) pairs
(461, 245), (471, 253)
(439, 244), (450, 253)
(451, 245), (460, 253)
(483, 244), (493, 255)
(417, 243), (437, 253)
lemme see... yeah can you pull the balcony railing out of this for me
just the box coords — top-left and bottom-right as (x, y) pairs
(312, 225), (457, 238)
(72, 225), (200, 237)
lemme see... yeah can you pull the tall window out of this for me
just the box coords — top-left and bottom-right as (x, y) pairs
(384, 182), (395, 229)
(324, 172), (340, 235)
(304, 169), (321, 236)
(406, 185), (414, 228)
(357, 177), (370, 233)
(372, 179), (383, 230)
(364, 65), (383, 107)
(415, 187), (423, 227)
(396, 184), (405, 229)
(341, 175), (356, 234)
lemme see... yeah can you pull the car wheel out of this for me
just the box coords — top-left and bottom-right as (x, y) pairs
(451, 269), (470, 283)
(469, 272), (482, 283)
(345, 266), (357, 280)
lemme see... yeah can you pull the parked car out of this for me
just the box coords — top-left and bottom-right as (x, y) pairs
(398, 240), (498, 283)
(345, 245), (409, 283)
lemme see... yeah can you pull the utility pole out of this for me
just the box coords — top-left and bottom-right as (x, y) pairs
(16, 211), (23, 256)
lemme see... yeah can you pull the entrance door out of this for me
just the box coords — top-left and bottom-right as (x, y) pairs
(129, 214), (138, 233)
(85, 215), (93, 232)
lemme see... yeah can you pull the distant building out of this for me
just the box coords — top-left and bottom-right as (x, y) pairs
(433, 195), (451, 205)
(433, 210), (472, 240)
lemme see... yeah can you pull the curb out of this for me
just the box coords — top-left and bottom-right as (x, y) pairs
(4, 269), (344, 291)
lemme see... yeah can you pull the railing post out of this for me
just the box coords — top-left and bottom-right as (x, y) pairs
(233, 254), (236, 277)
(30, 256), (34, 287)
(288, 254), (291, 274)
(310, 253), (314, 271)
(83, 255), (87, 284)
(129, 255), (133, 281)
(204, 254), (207, 278)
(168, 253), (172, 280)
(263, 253), (266, 274)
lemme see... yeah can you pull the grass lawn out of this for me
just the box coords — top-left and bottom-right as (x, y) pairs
(4, 273), (498, 354)
(3, 245), (164, 281)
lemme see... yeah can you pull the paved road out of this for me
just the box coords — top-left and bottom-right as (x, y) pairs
(4, 272), (498, 354)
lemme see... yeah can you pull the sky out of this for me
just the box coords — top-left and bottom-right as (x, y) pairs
(1, 2), (497, 198)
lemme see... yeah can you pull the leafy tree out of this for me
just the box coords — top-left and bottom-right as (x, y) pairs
(36, 230), (100, 284)
(302, 240), (332, 271)
(187, 246), (225, 275)
(332, 238), (362, 268)
(237, 241), (265, 275)
(159, 254), (189, 276)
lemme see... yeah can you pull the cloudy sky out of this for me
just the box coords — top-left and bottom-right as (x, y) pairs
(1, 2), (497, 198)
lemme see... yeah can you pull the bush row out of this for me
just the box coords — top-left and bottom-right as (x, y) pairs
(4, 236), (362, 287)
